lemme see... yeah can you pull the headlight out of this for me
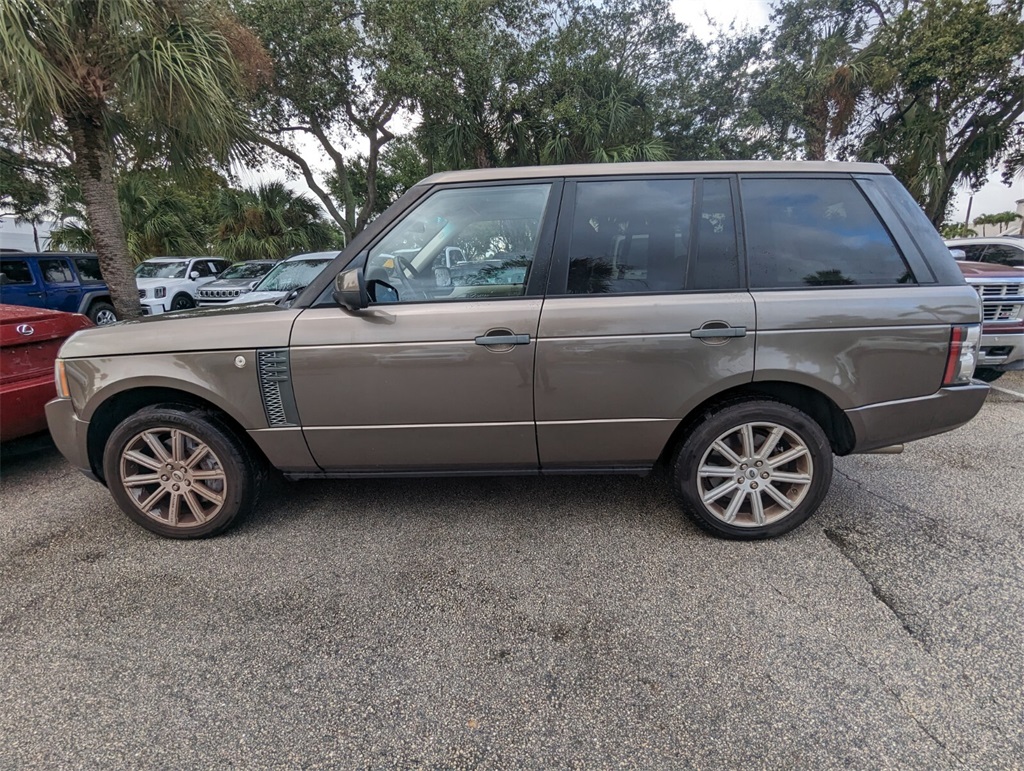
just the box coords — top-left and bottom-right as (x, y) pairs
(154, 286), (167, 299)
(55, 359), (70, 399)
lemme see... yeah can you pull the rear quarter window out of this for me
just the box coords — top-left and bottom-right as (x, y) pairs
(74, 257), (104, 283)
(0, 259), (34, 285)
(742, 177), (914, 288)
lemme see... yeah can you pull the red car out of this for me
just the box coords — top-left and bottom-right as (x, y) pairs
(1, 304), (93, 442)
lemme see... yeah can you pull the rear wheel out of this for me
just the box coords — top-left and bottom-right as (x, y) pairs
(87, 301), (117, 325)
(974, 367), (1004, 383)
(671, 400), (833, 540)
(102, 405), (263, 538)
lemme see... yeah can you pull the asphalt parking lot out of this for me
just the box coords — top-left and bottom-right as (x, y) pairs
(1, 374), (1022, 768)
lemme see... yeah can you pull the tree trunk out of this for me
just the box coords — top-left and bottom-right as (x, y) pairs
(65, 110), (140, 320)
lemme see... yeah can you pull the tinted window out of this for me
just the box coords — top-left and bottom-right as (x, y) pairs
(190, 261), (212, 277)
(959, 245), (988, 262)
(982, 245), (1024, 268)
(743, 178), (913, 288)
(0, 259), (33, 285)
(566, 179), (694, 294)
(40, 258), (75, 284)
(74, 257), (103, 283)
(366, 184), (551, 303)
(692, 179), (740, 290)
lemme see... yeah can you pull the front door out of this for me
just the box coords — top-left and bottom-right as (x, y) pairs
(288, 181), (559, 473)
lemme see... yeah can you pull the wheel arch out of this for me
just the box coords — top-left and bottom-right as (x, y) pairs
(77, 290), (112, 315)
(85, 385), (265, 484)
(658, 380), (856, 467)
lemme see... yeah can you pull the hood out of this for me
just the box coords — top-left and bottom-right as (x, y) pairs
(136, 275), (184, 287)
(58, 301), (299, 359)
(956, 261), (1024, 278)
(225, 290), (286, 305)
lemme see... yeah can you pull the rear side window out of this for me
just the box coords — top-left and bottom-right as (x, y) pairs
(566, 179), (695, 294)
(0, 259), (33, 285)
(40, 258), (75, 284)
(742, 178), (914, 288)
(74, 257), (103, 283)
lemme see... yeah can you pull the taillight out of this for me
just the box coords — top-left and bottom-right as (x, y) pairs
(942, 324), (981, 386)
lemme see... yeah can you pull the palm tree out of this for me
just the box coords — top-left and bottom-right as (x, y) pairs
(50, 174), (209, 261)
(0, 1), (263, 319)
(215, 182), (336, 262)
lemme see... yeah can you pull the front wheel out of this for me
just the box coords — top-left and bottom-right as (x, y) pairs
(671, 400), (833, 540)
(170, 293), (195, 311)
(102, 406), (263, 538)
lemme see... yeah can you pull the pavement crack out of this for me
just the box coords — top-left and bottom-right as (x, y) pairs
(822, 527), (920, 643)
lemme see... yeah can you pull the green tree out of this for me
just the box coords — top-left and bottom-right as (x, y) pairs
(857, 0), (1024, 224)
(0, 1), (265, 318)
(940, 222), (976, 238)
(215, 182), (335, 261)
(50, 172), (218, 261)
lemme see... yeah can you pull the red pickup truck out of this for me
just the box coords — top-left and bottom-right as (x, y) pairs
(956, 261), (1024, 382)
(1, 304), (92, 442)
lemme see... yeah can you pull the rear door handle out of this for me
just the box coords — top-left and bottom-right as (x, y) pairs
(475, 333), (531, 346)
(690, 326), (747, 339)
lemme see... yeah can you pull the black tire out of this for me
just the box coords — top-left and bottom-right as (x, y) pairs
(671, 399), (833, 540)
(974, 367), (1004, 383)
(170, 293), (195, 311)
(87, 301), (117, 325)
(102, 405), (264, 539)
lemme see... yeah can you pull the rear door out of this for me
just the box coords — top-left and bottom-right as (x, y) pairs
(38, 257), (82, 313)
(535, 175), (756, 469)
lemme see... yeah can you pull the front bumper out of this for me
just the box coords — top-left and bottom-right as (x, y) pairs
(139, 298), (169, 315)
(45, 397), (100, 482)
(978, 327), (1024, 371)
(845, 383), (989, 454)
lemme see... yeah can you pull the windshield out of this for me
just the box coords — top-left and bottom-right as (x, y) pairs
(253, 259), (332, 292)
(136, 261), (187, 279)
(220, 262), (274, 280)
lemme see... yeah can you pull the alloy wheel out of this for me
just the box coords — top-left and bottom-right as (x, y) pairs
(118, 427), (227, 528)
(696, 421), (814, 528)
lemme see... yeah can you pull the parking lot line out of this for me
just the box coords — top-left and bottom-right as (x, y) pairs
(990, 384), (1024, 399)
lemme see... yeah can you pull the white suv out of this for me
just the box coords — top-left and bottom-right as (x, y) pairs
(945, 235), (1024, 269)
(136, 257), (231, 315)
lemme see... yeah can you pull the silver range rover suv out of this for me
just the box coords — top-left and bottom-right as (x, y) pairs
(46, 162), (987, 540)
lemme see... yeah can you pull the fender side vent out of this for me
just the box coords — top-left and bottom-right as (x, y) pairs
(257, 349), (299, 427)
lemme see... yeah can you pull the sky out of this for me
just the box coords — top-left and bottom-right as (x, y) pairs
(242, 0), (1023, 224)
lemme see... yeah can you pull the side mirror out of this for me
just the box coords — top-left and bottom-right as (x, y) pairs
(949, 249), (966, 261)
(189, 271), (200, 280)
(247, 280), (258, 291)
(333, 268), (368, 311)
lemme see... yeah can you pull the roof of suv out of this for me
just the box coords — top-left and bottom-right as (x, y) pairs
(418, 160), (891, 186)
(945, 235), (1024, 245)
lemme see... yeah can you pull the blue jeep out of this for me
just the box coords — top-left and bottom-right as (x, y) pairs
(0, 252), (118, 324)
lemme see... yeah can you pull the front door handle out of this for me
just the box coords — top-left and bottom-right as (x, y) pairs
(690, 326), (747, 339)
(475, 333), (531, 346)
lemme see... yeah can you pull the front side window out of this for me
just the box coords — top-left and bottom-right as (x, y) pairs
(40, 258), (75, 284)
(959, 245), (988, 262)
(0, 259), (33, 285)
(366, 183), (552, 303)
(743, 178), (914, 288)
(74, 257), (103, 283)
